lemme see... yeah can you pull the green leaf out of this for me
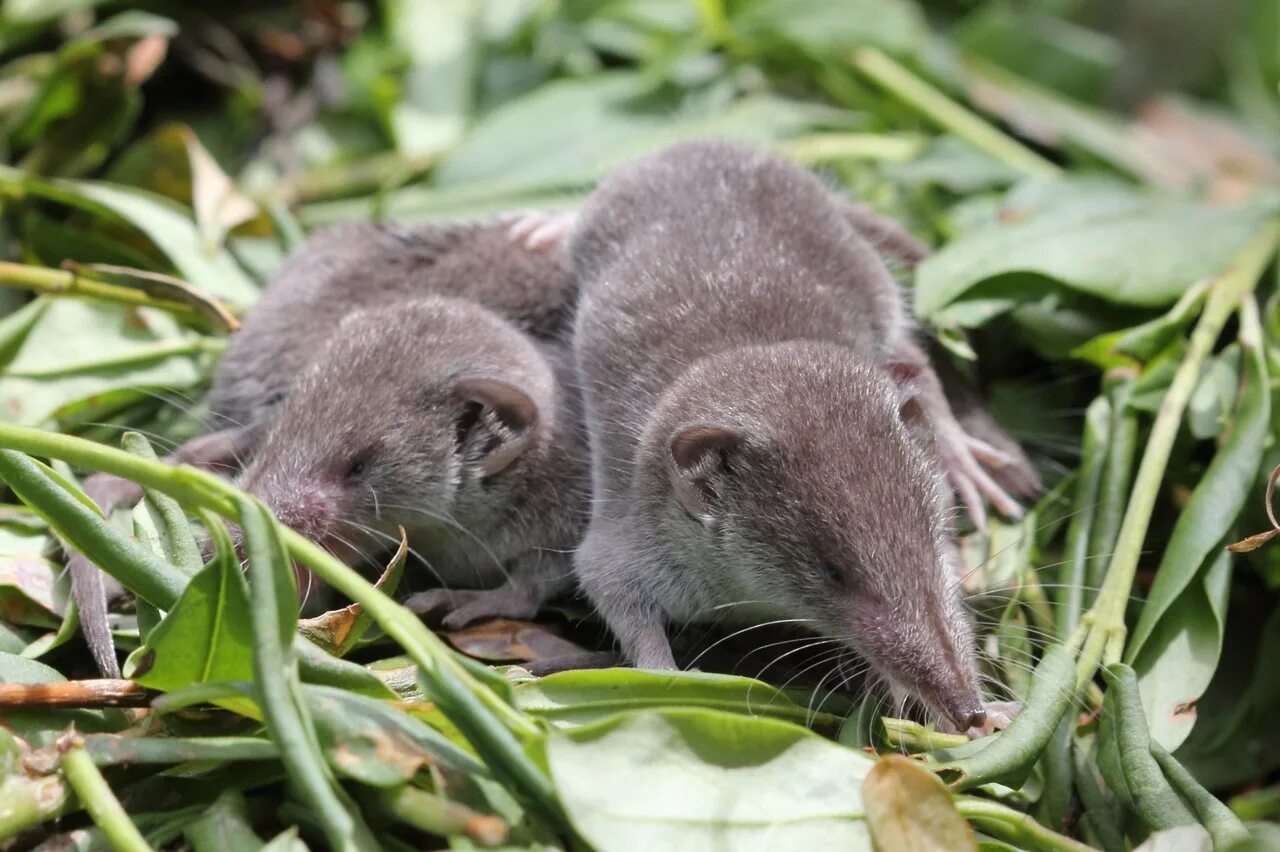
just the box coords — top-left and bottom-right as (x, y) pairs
(1097, 665), (1197, 831)
(374, 74), (844, 217)
(123, 432), (203, 577)
(1150, 742), (1251, 850)
(0, 449), (187, 609)
(546, 709), (875, 851)
(127, 558), (255, 709)
(864, 754), (978, 851)
(914, 182), (1277, 318)
(0, 166), (259, 303)
(0, 648), (64, 682)
(184, 789), (265, 852)
(729, 0), (927, 58)
(514, 667), (845, 730)
(931, 645), (1077, 791)
(0, 300), (205, 429)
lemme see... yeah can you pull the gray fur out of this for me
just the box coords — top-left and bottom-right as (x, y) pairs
(238, 296), (586, 608)
(209, 219), (574, 434)
(72, 219), (581, 673)
(569, 140), (987, 729)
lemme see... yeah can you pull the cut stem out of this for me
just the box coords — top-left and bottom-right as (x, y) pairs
(60, 735), (154, 852)
(957, 797), (1094, 852)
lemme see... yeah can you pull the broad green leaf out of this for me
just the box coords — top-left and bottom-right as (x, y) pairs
(185, 789), (265, 852)
(547, 709), (875, 851)
(915, 183), (1276, 318)
(385, 0), (476, 158)
(0, 300), (204, 428)
(864, 754), (978, 851)
(1128, 330), (1269, 750)
(889, 136), (1023, 194)
(0, 649), (63, 681)
(729, 0), (927, 58)
(127, 558), (255, 716)
(428, 73), (844, 200)
(955, 4), (1119, 103)
(515, 667), (845, 730)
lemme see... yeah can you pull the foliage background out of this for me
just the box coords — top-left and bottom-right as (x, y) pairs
(0, 0), (1277, 849)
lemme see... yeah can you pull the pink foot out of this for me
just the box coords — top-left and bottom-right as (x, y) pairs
(502, 210), (577, 252)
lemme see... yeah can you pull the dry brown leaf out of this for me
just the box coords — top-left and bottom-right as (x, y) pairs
(445, 618), (587, 663)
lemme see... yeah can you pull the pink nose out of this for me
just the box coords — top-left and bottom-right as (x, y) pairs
(268, 492), (335, 543)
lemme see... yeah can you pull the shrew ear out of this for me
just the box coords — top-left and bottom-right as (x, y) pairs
(669, 424), (742, 518)
(454, 377), (539, 476)
(885, 361), (931, 438)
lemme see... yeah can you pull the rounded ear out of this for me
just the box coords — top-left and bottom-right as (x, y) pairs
(885, 361), (932, 441)
(454, 377), (540, 476)
(669, 424), (741, 518)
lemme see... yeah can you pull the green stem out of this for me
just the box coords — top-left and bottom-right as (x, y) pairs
(0, 261), (208, 322)
(850, 48), (1061, 179)
(880, 717), (969, 752)
(1057, 396), (1110, 636)
(957, 798), (1093, 852)
(60, 737), (154, 852)
(1076, 222), (1280, 688)
(374, 786), (508, 847)
(779, 132), (927, 165)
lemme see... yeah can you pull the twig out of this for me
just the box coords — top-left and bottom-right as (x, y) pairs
(851, 48), (1061, 179)
(0, 679), (150, 708)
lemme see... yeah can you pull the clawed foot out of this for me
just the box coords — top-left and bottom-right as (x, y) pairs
(405, 586), (541, 630)
(502, 210), (577, 252)
(969, 700), (1021, 738)
(937, 419), (1025, 535)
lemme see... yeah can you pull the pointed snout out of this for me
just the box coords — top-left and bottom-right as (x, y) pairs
(951, 705), (986, 733)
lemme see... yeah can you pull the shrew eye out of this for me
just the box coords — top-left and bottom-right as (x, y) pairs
(346, 458), (369, 479)
(821, 563), (845, 587)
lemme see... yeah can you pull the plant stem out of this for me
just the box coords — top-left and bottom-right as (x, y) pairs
(851, 48), (1062, 179)
(60, 735), (154, 852)
(780, 132), (927, 164)
(956, 798), (1093, 852)
(1075, 221), (1280, 688)
(881, 718), (969, 751)
(375, 786), (508, 847)
(0, 261), (208, 322)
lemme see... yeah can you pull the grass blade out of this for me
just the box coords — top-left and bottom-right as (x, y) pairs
(237, 496), (379, 851)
